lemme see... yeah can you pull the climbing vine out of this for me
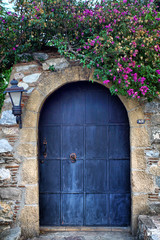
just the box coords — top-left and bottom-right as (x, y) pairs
(0, 0), (160, 107)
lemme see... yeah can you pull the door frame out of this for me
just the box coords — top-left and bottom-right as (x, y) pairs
(18, 66), (151, 237)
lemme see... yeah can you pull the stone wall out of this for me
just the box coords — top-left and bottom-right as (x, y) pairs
(137, 215), (160, 240)
(0, 52), (160, 238)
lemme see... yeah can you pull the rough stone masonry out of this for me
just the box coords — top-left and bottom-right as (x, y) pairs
(0, 51), (160, 238)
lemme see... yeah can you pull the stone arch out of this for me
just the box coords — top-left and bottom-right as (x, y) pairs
(17, 66), (153, 237)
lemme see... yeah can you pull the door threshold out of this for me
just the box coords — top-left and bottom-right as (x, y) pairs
(40, 226), (131, 233)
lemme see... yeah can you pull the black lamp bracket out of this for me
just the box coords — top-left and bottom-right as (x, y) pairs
(16, 116), (22, 129)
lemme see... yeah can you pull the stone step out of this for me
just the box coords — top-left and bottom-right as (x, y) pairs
(26, 231), (135, 240)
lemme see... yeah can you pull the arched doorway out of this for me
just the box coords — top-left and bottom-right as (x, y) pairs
(38, 81), (130, 227)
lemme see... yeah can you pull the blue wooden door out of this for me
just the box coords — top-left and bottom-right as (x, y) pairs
(39, 82), (130, 227)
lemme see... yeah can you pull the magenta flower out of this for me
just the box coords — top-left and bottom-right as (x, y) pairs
(13, 47), (16, 51)
(132, 73), (137, 82)
(127, 89), (134, 96)
(103, 80), (110, 84)
(139, 86), (149, 95)
(90, 40), (95, 46)
(123, 74), (128, 80)
(123, 0), (127, 3)
(156, 70), (160, 74)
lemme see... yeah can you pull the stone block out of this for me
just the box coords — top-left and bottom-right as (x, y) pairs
(118, 96), (139, 112)
(149, 165), (160, 176)
(42, 57), (69, 71)
(130, 127), (150, 147)
(0, 226), (21, 240)
(17, 53), (32, 63)
(18, 82), (29, 90)
(146, 150), (159, 158)
(132, 194), (149, 216)
(21, 159), (38, 184)
(17, 143), (37, 158)
(0, 201), (13, 220)
(156, 176), (160, 187)
(23, 73), (41, 83)
(0, 226), (10, 234)
(15, 64), (38, 72)
(14, 72), (24, 80)
(151, 128), (160, 143)
(27, 87), (34, 94)
(79, 66), (92, 80)
(149, 202), (160, 214)
(0, 168), (11, 180)
(20, 206), (39, 238)
(25, 185), (38, 205)
(20, 128), (37, 143)
(37, 71), (61, 96)
(128, 107), (145, 127)
(22, 111), (38, 128)
(0, 110), (16, 125)
(131, 148), (146, 170)
(0, 139), (13, 153)
(0, 188), (21, 200)
(132, 171), (154, 192)
(131, 214), (138, 236)
(26, 90), (44, 112)
(2, 127), (19, 136)
(144, 101), (160, 114)
(33, 52), (49, 61)
(60, 66), (80, 83)
(151, 115), (160, 125)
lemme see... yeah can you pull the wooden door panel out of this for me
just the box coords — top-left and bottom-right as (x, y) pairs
(62, 194), (83, 225)
(109, 126), (130, 159)
(109, 160), (130, 192)
(109, 95), (129, 123)
(85, 160), (108, 193)
(40, 194), (60, 226)
(39, 160), (60, 193)
(85, 194), (109, 225)
(86, 90), (108, 124)
(62, 126), (84, 159)
(110, 194), (131, 226)
(61, 89), (85, 124)
(62, 160), (83, 193)
(39, 126), (61, 159)
(86, 126), (108, 159)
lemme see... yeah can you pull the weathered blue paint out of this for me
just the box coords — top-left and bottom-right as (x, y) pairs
(39, 82), (130, 227)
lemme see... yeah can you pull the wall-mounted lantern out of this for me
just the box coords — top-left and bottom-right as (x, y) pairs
(4, 79), (27, 129)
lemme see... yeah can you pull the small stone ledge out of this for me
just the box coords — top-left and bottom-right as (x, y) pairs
(137, 215), (160, 240)
(0, 226), (21, 240)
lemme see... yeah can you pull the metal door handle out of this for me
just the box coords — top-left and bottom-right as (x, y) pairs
(70, 153), (76, 163)
(40, 138), (47, 163)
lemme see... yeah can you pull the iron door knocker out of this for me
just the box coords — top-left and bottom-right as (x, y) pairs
(70, 153), (77, 163)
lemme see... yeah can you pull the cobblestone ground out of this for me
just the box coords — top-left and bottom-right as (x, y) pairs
(26, 231), (136, 240)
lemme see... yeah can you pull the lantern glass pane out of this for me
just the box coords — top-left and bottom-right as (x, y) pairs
(10, 92), (21, 106)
